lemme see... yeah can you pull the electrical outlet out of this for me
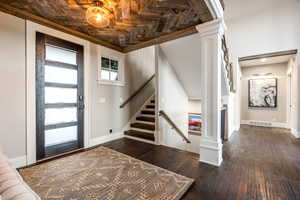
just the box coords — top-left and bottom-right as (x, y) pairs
(109, 129), (113, 134)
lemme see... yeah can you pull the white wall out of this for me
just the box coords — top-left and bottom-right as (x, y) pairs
(157, 47), (189, 150)
(89, 44), (130, 139)
(295, 55), (300, 138)
(160, 34), (202, 99)
(241, 63), (288, 126)
(225, 0), (300, 56)
(287, 56), (299, 137)
(0, 12), (26, 159)
(125, 46), (156, 116)
(286, 58), (296, 129)
(224, 0), (300, 131)
(188, 100), (202, 114)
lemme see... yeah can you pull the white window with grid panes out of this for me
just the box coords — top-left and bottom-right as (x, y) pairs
(98, 55), (124, 86)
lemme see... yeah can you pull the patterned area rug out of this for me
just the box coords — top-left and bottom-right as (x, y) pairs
(19, 147), (194, 200)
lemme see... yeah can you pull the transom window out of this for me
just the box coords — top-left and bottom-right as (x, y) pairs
(101, 57), (119, 81)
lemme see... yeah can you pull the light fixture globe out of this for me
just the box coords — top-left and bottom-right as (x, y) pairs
(86, 6), (110, 28)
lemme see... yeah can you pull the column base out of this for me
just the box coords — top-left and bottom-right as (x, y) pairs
(291, 128), (300, 138)
(199, 136), (223, 166)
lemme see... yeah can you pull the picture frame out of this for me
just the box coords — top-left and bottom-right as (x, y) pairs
(248, 78), (277, 108)
(188, 113), (202, 134)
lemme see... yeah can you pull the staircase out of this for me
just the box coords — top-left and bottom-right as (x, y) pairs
(221, 35), (235, 93)
(124, 97), (156, 143)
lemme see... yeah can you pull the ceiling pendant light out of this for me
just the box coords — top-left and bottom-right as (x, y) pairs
(85, 0), (111, 28)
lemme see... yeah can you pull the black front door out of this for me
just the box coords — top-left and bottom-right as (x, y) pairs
(36, 32), (84, 160)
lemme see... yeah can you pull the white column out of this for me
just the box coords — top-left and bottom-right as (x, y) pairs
(196, 19), (226, 166)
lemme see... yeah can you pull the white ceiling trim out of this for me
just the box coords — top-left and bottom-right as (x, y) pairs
(240, 55), (294, 67)
(204, 0), (224, 19)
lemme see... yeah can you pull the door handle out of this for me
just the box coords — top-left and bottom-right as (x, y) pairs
(78, 104), (85, 110)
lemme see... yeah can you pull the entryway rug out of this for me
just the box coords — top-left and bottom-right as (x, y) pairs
(19, 146), (194, 200)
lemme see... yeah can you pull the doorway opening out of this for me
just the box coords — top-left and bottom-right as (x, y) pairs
(238, 50), (297, 131)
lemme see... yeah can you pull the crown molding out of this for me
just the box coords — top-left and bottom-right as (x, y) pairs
(123, 26), (198, 53)
(196, 19), (226, 37)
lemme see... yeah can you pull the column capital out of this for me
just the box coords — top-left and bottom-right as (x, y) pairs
(196, 19), (227, 38)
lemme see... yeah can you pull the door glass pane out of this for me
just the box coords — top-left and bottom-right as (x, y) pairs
(45, 107), (77, 125)
(46, 45), (77, 65)
(45, 87), (77, 104)
(45, 65), (77, 85)
(45, 126), (77, 147)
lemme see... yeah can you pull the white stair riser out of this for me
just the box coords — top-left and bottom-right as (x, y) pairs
(134, 120), (155, 125)
(130, 127), (155, 134)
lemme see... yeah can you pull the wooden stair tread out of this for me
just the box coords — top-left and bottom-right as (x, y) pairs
(124, 130), (155, 141)
(136, 116), (155, 122)
(141, 110), (155, 115)
(146, 105), (155, 109)
(131, 123), (155, 131)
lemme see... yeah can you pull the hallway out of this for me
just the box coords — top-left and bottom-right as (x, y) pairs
(103, 125), (300, 200)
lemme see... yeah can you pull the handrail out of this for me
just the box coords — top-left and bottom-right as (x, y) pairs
(120, 74), (155, 108)
(221, 35), (235, 93)
(159, 110), (191, 144)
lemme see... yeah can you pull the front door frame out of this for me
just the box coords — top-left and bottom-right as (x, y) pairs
(26, 21), (91, 165)
(35, 32), (84, 160)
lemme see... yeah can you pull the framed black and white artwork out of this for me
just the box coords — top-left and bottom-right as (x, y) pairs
(248, 78), (277, 108)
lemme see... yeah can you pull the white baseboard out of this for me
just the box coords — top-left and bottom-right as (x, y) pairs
(9, 156), (27, 169)
(241, 120), (288, 129)
(291, 128), (300, 139)
(89, 132), (124, 148)
(234, 124), (240, 132)
(227, 129), (237, 141)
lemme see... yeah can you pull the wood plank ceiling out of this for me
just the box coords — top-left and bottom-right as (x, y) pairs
(0, 0), (214, 52)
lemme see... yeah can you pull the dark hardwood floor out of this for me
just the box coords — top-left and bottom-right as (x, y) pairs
(102, 125), (300, 200)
